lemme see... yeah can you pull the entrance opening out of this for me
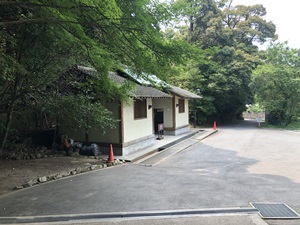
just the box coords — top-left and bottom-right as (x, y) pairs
(154, 109), (164, 134)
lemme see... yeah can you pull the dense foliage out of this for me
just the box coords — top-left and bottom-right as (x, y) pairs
(0, 0), (185, 151)
(166, 0), (276, 124)
(251, 42), (300, 126)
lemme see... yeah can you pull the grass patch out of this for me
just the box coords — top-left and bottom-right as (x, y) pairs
(265, 121), (300, 130)
(285, 121), (300, 130)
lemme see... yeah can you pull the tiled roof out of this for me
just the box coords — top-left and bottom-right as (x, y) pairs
(109, 72), (171, 98)
(75, 65), (201, 99)
(134, 86), (172, 98)
(169, 86), (202, 99)
(118, 66), (202, 99)
(75, 66), (171, 98)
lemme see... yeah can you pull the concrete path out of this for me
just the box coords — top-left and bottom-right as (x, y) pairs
(136, 129), (217, 166)
(116, 128), (209, 162)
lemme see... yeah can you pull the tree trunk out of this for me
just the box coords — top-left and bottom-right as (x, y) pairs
(189, 15), (194, 43)
(0, 106), (14, 153)
(188, 0), (193, 43)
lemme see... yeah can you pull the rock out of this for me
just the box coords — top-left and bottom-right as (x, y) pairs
(58, 151), (66, 156)
(47, 175), (55, 181)
(102, 164), (107, 168)
(60, 171), (70, 177)
(15, 186), (24, 190)
(55, 174), (63, 179)
(23, 137), (32, 146)
(47, 150), (54, 155)
(35, 153), (42, 159)
(76, 167), (82, 173)
(15, 143), (25, 151)
(90, 165), (97, 170)
(81, 167), (89, 172)
(69, 152), (80, 157)
(38, 177), (47, 183)
(85, 163), (92, 166)
(71, 170), (77, 175)
(27, 180), (37, 187)
(66, 150), (73, 156)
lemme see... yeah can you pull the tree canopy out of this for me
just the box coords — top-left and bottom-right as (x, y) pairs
(251, 42), (300, 125)
(166, 0), (276, 124)
(0, 0), (186, 151)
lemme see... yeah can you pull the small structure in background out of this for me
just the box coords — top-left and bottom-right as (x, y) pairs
(257, 117), (263, 127)
(157, 123), (164, 140)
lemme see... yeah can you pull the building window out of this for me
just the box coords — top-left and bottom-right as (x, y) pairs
(178, 99), (185, 113)
(134, 99), (147, 119)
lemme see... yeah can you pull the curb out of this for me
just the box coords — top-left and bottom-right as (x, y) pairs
(13, 159), (126, 191)
(0, 207), (258, 224)
(158, 130), (203, 151)
(194, 129), (218, 141)
(129, 129), (202, 163)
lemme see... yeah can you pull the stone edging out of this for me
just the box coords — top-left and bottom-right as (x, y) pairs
(14, 159), (125, 190)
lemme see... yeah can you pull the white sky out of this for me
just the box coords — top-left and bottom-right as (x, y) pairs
(233, 0), (300, 49)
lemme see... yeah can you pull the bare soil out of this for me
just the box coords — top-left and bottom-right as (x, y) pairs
(0, 156), (100, 196)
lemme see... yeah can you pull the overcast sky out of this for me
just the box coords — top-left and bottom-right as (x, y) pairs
(232, 0), (300, 49)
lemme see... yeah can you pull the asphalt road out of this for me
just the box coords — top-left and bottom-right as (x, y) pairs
(1, 120), (300, 225)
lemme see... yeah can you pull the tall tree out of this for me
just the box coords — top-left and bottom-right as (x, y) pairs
(167, 0), (276, 124)
(251, 42), (300, 125)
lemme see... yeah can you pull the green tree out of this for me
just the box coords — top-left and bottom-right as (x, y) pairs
(0, 0), (186, 152)
(251, 42), (300, 125)
(167, 0), (276, 124)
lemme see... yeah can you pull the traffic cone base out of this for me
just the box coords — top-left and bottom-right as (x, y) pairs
(107, 144), (115, 163)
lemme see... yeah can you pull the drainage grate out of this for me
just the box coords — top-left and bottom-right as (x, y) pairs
(250, 202), (300, 219)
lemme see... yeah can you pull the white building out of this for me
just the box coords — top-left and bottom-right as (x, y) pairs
(65, 65), (202, 156)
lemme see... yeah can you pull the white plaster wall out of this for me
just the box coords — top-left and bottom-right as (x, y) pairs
(123, 98), (153, 143)
(89, 100), (121, 143)
(175, 96), (189, 128)
(152, 98), (174, 128)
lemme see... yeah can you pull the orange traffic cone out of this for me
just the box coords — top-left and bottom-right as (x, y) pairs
(107, 144), (115, 163)
(213, 121), (217, 130)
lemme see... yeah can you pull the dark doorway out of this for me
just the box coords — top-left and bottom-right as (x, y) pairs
(154, 109), (164, 133)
